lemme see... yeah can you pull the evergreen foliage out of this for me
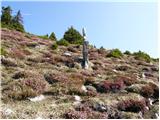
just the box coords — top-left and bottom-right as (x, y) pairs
(57, 38), (69, 46)
(1, 6), (25, 32)
(124, 50), (131, 55)
(133, 51), (151, 62)
(106, 49), (123, 58)
(63, 26), (84, 45)
(49, 32), (57, 41)
(52, 43), (58, 50)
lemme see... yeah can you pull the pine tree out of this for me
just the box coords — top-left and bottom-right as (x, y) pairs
(49, 32), (57, 41)
(12, 10), (25, 32)
(63, 26), (84, 44)
(12, 10), (23, 24)
(1, 6), (12, 25)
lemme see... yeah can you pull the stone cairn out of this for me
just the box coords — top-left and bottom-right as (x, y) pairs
(82, 28), (89, 69)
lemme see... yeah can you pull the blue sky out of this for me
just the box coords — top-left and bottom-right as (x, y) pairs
(2, 1), (158, 58)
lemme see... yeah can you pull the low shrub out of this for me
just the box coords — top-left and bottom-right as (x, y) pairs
(133, 51), (151, 63)
(0, 47), (7, 56)
(106, 49), (123, 58)
(117, 99), (147, 113)
(97, 80), (124, 93)
(67, 46), (78, 53)
(44, 72), (68, 84)
(38, 34), (49, 39)
(116, 76), (136, 86)
(22, 78), (48, 95)
(140, 85), (154, 98)
(51, 43), (58, 50)
(57, 38), (69, 46)
(12, 71), (27, 79)
(148, 82), (159, 99)
(2, 81), (36, 100)
(1, 57), (17, 67)
(124, 50), (131, 55)
(10, 48), (25, 59)
(64, 107), (108, 119)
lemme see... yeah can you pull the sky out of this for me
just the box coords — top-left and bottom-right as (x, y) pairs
(1, 1), (158, 58)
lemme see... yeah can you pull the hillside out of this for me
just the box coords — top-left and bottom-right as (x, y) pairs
(1, 28), (159, 119)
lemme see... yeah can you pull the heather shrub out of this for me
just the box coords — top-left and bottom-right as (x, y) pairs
(44, 72), (68, 84)
(116, 76), (136, 86)
(106, 49), (123, 58)
(148, 82), (159, 99)
(117, 99), (146, 113)
(140, 85), (154, 98)
(10, 48), (25, 59)
(12, 71), (27, 79)
(64, 108), (108, 119)
(22, 78), (48, 95)
(133, 51), (151, 63)
(97, 80), (124, 93)
(1, 57), (17, 67)
(51, 43), (58, 50)
(67, 46), (78, 53)
(57, 38), (69, 46)
(26, 42), (38, 47)
(2, 81), (36, 100)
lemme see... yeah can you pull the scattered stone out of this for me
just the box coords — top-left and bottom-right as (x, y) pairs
(28, 95), (45, 102)
(86, 85), (97, 92)
(3, 108), (13, 116)
(63, 52), (71, 57)
(81, 85), (87, 92)
(74, 95), (81, 102)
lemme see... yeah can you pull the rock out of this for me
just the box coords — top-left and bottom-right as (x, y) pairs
(3, 108), (13, 116)
(86, 85), (97, 92)
(63, 52), (71, 57)
(74, 95), (81, 102)
(81, 85), (87, 92)
(28, 95), (45, 102)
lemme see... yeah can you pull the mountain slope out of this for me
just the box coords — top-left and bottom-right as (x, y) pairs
(1, 28), (159, 119)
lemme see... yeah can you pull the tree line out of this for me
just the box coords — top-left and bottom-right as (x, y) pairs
(1, 6), (84, 45)
(1, 6), (25, 32)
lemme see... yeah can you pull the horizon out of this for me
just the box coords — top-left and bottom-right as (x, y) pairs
(2, 1), (158, 58)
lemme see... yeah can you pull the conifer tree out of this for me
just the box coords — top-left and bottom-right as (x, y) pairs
(49, 32), (57, 41)
(63, 26), (84, 44)
(1, 6), (12, 25)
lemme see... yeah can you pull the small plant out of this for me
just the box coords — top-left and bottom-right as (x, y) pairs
(49, 32), (57, 41)
(97, 80), (124, 93)
(133, 50), (151, 62)
(2, 81), (36, 100)
(10, 48), (25, 59)
(51, 43), (58, 50)
(117, 99), (147, 113)
(124, 50), (131, 55)
(23, 78), (48, 95)
(140, 85), (154, 98)
(38, 34), (49, 39)
(57, 38), (69, 46)
(148, 82), (159, 99)
(106, 49), (123, 58)
(0, 47), (7, 56)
